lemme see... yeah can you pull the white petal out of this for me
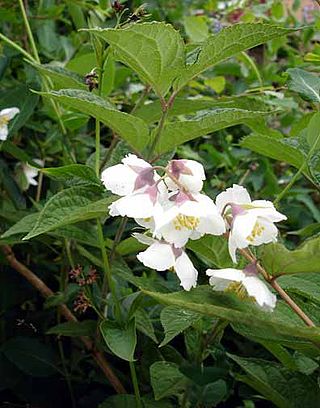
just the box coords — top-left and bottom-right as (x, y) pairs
(174, 251), (198, 290)
(249, 201), (287, 222)
(158, 221), (192, 248)
(165, 160), (205, 193)
(22, 164), (39, 186)
(137, 241), (175, 271)
(132, 232), (156, 246)
(243, 276), (276, 311)
(228, 233), (239, 263)
(135, 217), (155, 231)
(101, 164), (137, 196)
(250, 218), (279, 246)
(122, 154), (151, 169)
(206, 268), (245, 289)
(0, 107), (20, 120)
(215, 184), (251, 214)
(109, 193), (155, 218)
(0, 125), (8, 140)
(232, 213), (258, 247)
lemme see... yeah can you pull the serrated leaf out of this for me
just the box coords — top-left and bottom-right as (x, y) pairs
(154, 108), (267, 155)
(176, 23), (296, 89)
(100, 319), (136, 361)
(23, 186), (113, 240)
(230, 354), (320, 408)
(30, 62), (86, 90)
(1, 213), (39, 239)
(187, 235), (233, 268)
(184, 16), (209, 43)
(135, 308), (158, 343)
(42, 164), (101, 186)
(160, 306), (201, 347)
(142, 286), (320, 344)
(259, 236), (320, 277)
(87, 22), (185, 97)
(277, 274), (320, 306)
(47, 320), (96, 336)
(150, 361), (188, 400)
(287, 68), (320, 103)
(39, 89), (150, 153)
(306, 112), (320, 151)
(134, 96), (270, 124)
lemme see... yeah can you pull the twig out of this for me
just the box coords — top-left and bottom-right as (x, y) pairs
(1, 244), (126, 394)
(238, 248), (315, 327)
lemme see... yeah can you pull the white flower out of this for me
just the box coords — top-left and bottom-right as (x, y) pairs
(133, 233), (198, 291)
(165, 159), (206, 193)
(216, 184), (287, 263)
(0, 107), (20, 141)
(206, 264), (276, 311)
(154, 191), (225, 248)
(22, 159), (44, 187)
(101, 154), (155, 196)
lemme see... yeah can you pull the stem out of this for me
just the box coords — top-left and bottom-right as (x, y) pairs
(1, 244), (126, 394)
(241, 51), (263, 88)
(239, 248), (315, 327)
(0, 32), (36, 62)
(129, 361), (143, 408)
(18, 0), (41, 62)
(95, 119), (101, 177)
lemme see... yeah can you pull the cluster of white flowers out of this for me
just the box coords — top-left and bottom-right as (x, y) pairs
(101, 154), (286, 311)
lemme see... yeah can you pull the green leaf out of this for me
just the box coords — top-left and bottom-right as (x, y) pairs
(100, 319), (136, 361)
(187, 235), (233, 268)
(205, 77), (226, 94)
(135, 308), (158, 343)
(1, 141), (39, 166)
(30, 62), (86, 90)
(142, 286), (320, 343)
(42, 164), (101, 186)
(287, 68), (320, 103)
(176, 23), (296, 89)
(47, 320), (96, 336)
(259, 236), (320, 277)
(2, 336), (58, 377)
(150, 361), (188, 400)
(155, 108), (267, 155)
(241, 133), (307, 171)
(1, 213), (39, 239)
(39, 89), (150, 153)
(23, 186), (112, 240)
(277, 274), (320, 305)
(160, 306), (201, 347)
(184, 16), (209, 43)
(134, 96), (270, 124)
(87, 22), (185, 97)
(306, 112), (320, 151)
(230, 354), (320, 408)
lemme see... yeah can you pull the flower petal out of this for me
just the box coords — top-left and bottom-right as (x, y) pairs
(122, 153), (151, 169)
(109, 193), (156, 218)
(0, 125), (8, 141)
(166, 160), (205, 192)
(132, 232), (156, 246)
(243, 276), (276, 311)
(206, 268), (245, 289)
(174, 251), (198, 290)
(101, 164), (137, 196)
(215, 184), (251, 214)
(137, 241), (175, 271)
(0, 107), (20, 120)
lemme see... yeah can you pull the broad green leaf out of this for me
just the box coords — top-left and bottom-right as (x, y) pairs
(287, 68), (320, 103)
(87, 22), (185, 97)
(2, 336), (58, 377)
(100, 319), (136, 361)
(47, 320), (96, 336)
(176, 23), (296, 90)
(184, 16), (209, 43)
(205, 77), (226, 94)
(142, 286), (320, 343)
(155, 108), (267, 155)
(1, 213), (39, 239)
(160, 306), (201, 347)
(259, 236), (320, 277)
(306, 112), (320, 151)
(42, 164), (101, 186)
(230, 354), (320, 408)
(30, 62), (86, 90)
(187, 235), (233, 268)
(1, 141), (39, 166)
(241, 133), (307, 171)
(101, 53), (115, 97)
(134, 96), (270, 124)
(150, 361), (188, 400)
(23, 186), (112, 240)
(135, 308), (158, 343)
(39, 89), (150, 152)
(277, 274), (320, 306)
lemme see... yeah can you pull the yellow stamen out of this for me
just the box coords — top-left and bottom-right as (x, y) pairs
(173, 214), (200, 231)
(0, 115), (10, 127)
(246, 221), (265, 243)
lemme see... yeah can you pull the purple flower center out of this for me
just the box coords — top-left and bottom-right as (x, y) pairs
(230, 204), (246, 217)
(171, 245), (183, 259)
(133, 167), (155, 191)
(168, 160), (193, 179)
(243, 262), (258, 277)
(169, 190), (195, 206)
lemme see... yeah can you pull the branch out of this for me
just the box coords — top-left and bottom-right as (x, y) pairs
(1, 244), (126, 394)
